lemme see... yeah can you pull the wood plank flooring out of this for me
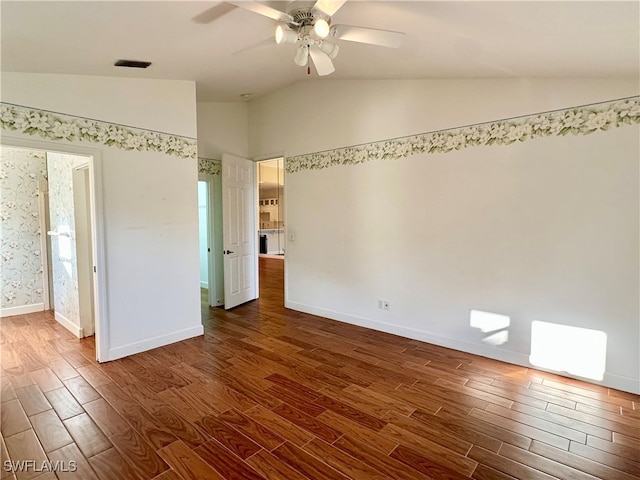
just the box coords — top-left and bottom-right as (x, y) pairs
(1, 256), (639, 479)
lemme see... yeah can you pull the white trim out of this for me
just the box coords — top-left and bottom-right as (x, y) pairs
(0, 303), (45, 318)
(285, 300), (640, 395)
(89, 147), (108, 362)
(254, 162), (260, 299)
(254, 151), (286, 162)
(37, 179), (51, 310)
(208, 175), (224, 307)
(106, 325), (204, 361)
(603, 373), (640, 395)
(0, 135), (108, 362)
(284, 162), (289, 309)
(55, 311), (83, 338)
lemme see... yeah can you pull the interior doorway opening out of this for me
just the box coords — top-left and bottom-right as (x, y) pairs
(198, 172), (224, 315)
(257, 157), (285, 258)
(0, 143), (102, 360)
(257, 157), (285, 309)
(198, 180), (211, 311)
(46, 152), (97, 340)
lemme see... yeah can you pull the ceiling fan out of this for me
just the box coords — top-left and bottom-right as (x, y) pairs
(198, 0), (406, 76)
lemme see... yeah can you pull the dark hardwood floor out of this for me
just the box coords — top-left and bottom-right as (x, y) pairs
(1, 257), (639, 479)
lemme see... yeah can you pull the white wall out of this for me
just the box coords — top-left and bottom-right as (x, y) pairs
(249, 78), (640, 393)
(2, 73), (195, 138)
(197, 102), (249, 159)
(250, 79), (639, 157)
(1, 72), (202, 361)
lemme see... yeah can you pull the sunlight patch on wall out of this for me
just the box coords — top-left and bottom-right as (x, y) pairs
(529, 321), (607, 381)
(470, 309), (510, 346)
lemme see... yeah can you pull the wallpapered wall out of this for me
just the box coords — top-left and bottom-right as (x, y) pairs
(47, 152), (86, 329)
(0, 146), (46, 313)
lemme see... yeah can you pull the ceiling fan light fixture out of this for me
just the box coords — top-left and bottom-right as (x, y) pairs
(319, 41), (339, 59)
(275, 24), (297, 44)
(225, 0), (406, 76)
(293, 44), (309, 66)
(313, 18), (330, 38)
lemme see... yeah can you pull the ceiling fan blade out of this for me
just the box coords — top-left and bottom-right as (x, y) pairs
(331, 24), (405, 48)
(313, 0), (347, 17)
(227, 1), (294, 24)
(192, 3), (237, 24)
(231, 36), (276, 56)
(309, 45), (335, 76)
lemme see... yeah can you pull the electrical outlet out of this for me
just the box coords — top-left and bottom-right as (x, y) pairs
(383, 301), (390, 311)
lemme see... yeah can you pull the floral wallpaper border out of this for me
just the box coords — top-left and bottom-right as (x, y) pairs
(286, 96), (640, 173)
(198, 157), (221, 176)
(0, 103), (197, 160)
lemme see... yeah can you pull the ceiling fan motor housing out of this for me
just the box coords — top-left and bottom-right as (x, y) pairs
(287, 6), (330, 33)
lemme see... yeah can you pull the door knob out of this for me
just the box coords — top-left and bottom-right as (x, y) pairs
(223, 250), (234, 254)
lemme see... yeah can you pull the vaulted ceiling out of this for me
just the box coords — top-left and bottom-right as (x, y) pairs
(2, 1), (638, 102)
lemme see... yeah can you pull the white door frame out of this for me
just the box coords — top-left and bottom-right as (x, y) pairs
(72, 163), (95, 337)
(37, 178), (51, 310)
(1, 136), (108, 362)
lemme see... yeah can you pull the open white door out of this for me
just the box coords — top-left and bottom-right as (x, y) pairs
(73, 164), (95, 337)
(221, 153), (257, 309)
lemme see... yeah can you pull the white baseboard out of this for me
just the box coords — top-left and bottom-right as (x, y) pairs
(200, 281), (208, 289)
(105, 324), (204, 362)
(0, 303), (45, 318)
(603, 373), (640, 395)
(286, 300), (640, 395)
(55, 311), (83, 338)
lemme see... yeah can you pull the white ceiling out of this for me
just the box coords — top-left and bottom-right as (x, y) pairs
(1, 1), (638, 102)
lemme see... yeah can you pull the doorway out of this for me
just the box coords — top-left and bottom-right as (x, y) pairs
(46, 152), (96, 340)
(257, 157), (285, 257)
(257, 157), (285, 307)
(0, 141), (104, 360)
(198, 180), (211, 310)
(198, 173), (224, 313)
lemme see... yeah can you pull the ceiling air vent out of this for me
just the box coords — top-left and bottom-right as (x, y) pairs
(114, 59), (152, 69)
